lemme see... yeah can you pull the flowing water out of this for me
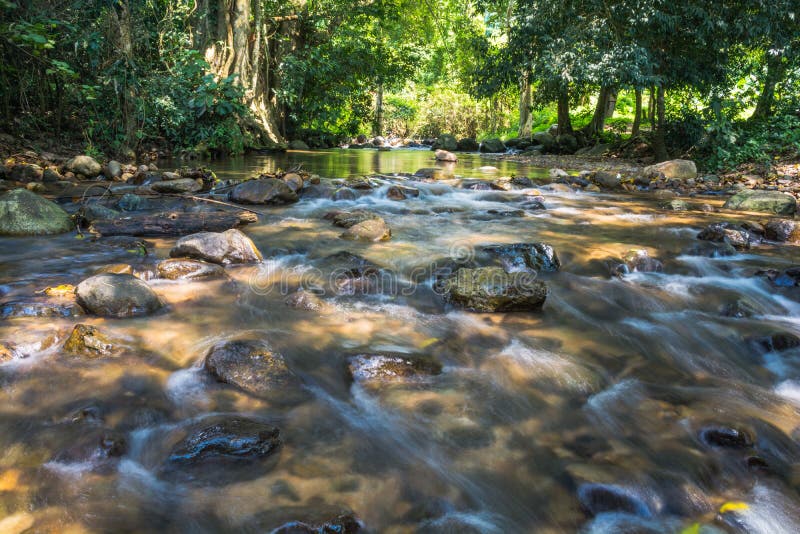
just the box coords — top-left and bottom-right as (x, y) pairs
(1, 149), (800, 533)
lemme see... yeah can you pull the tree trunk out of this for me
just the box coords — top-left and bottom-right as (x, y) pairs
(648, 86), (656, 126)
(631, 89), (642, 136)
(751, 51), (785, 121)
(373, 83), (384, 136)
(651, 85), (669, 162)
(111, 1), (135, 152)
(556, 91), (573, 135)
(605, 89), (618, 118)
(518, 72), (532, 138)
(583, 86), (613, 137)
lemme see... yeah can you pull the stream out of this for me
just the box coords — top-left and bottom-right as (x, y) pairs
(1, 149), (800, 533)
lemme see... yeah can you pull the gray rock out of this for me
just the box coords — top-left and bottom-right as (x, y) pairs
(643, 159), (698, 181)
(75, 273), (162, 318)
(723, 190), (797, 215)
(414, 168), (454, 180)
(288, 140), (310, 150)
(481, 243), (561, 272)
(765, 218), (800, 242)
(106, 160), (123, 179)
(157, 258), (226, 280)
(593, 171), (621, 189)
(65, 155), (102, 178)
(169, 228), (262, 264)
(230, 178), (298, 204)
(479, 138), (506, 153)
(442, 266), (547, 312)
(340, 218), (391, 242)
(433, 134), (458, 151)
(330, 210), (381, 228)
(42, 168), (61, 183)
(435, 149), (457, 162)
(0, 188), (74, 235)
(79, 203), (122, 222)
(151, 178), (202, 193)
(168, 417), (281, 464)
(204, 338), (294, 397)
(347, 353), (442, 383)
(9, 163), (43, 182)
(332, 187), (357, 201)
(457, 138), (479, 151)
(532, 131), (556, 150)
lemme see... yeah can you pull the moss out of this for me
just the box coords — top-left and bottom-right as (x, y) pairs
(0, 189), (74, 236)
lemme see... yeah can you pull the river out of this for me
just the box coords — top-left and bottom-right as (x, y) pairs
(1, 149), (799, 533)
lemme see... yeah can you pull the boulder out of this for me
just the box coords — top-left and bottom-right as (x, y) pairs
(332, 187), (357, 201)
(230, 178), (299, 205)
(755, 267), (800, 287)
(0, 297), (83, 319)
(151, 178), (201, 194)
(106, 160), (123, 180)
(697, 223), (754, 250)
(434, 149), (457, 162)
(347, 353), (442, 383)
(661, 199), (689, 211)
(327, 251), (383, 295)
(532, 131), (556, 151)
(204, 338), (294, 397)
(556, 134), (578, 154)
(414, 168), (454, 180)
(117, 193), (144, 211)
(723, 190), (797, 215)
(549, 168), (570, 180)
(765, 219), (800, 243)
(457, 138), (479, 151)
(288, 140), (310, 150)
(479, 138), (506, 153)
(78, 203), (122, 223)
(433, 134), (458, 152)
(63, 324), (117, 357)
(157, 258), (226, 280)
(610, 249), (663, 276)
(481, 243), (560, 272)
(643, 159), (697, 181)
(683, 241), (737, 258)
(442, 266), (547, 312)
(0, 188), (74, 236)
(698, 425), (754, 449)
(42, 168), (62, 183)
(284, 289), (326, 311)
(386, 185), (419, 201)
(75, 273), (162, 317)
(168, 417), (281, 464)
(340, 218), (391, 242)
(577, 483), (655, 518)
(65, 155), (102, 178)
(282, 173), (304, 193)
(330, 210), (381, 228)
(9, 163), (43, 182)
(170, 228), (262, 264)
(593, 171), (621, 189)
(746, 331), (800, 353)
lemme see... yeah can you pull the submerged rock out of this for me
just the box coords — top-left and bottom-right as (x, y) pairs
(0, 189), (74, 235)
(442, 266), (547, 312)
(75, 273), (162, 318)
(330, 210), (381, 228)
(0, 298), (83, 319)
(414, 168), (454, 180)
(168, 417), (281, 464)
(332, 187), (357, 201)
(63, 324), (117, 357)
(697, 222), (755, 250)
(326, 251), (383, 295)
(577, 483), (657, 518)
(719, 299), (759, 318)
(271, 513), (362, 534)
(481, 243), (560, 272)
(204, 338), (294, 397)
(698, 425), (754, 449)
(157, 258), (225, 280)
(284, 289), (326, 311)
(151, 178), (201, 194)
(340, 218), (391, 242)
(169, 228), (262, 264)
(683, 241), (738, 258)
(347, 353), (442, 383)
(756, 266), (800, 287)
(611, 249), (663, 276)
(479, 138), (506, 153)
(230, 178), (298, 205)
(723, 190), (797, 215)
(386, 184), (420, 200)
(746, 331), (800, 353)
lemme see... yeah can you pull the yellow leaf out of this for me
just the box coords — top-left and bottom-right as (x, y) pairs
(680, 523), (700, 534)
(720, 501), (749, 513)
(39, 284), (75, 296)
(419, 337), (438, 349)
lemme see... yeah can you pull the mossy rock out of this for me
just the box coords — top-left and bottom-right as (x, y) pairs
(0, 188), (74, 236)
(442, 267), (548, 312)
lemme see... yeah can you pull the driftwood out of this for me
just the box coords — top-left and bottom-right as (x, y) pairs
(89, 210), (258, 236)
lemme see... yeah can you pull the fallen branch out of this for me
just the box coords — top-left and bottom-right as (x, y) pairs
(89, 210), (258, 236)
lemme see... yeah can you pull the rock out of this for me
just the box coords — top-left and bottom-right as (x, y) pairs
(756, 266), (800, 287)
(434, 149), (457, 162)
(723, 190), (797, 215)
(332, 187), (357, 201)
(746, 332), (800, 353)
(331, 210), (381, 228)
(653, 190), (676, 200)
(285, 289), (325, 311)
(9, 163), (43, 182)
(697, 223), (754, 250)
(170, 229), (262, 264)
(157, 258), (225, 280)
(42, 168), (61, 183)
(204, 338), (294, 397)
(683, 241), (738, 257)
(282, 173), (304, 192)
(765, 219), (800, 243)
(151, 178), (202, 194)
(613, 250), (663, 275)
(433, 134), (458, 151)
(75, 273), (162, 318)
(532, 131), (556, 151)
(78, 203), (122, 222)
(372, 136), (385, 146)
(556, 133), (578, 154)
(117, 193), (144, 211)
(63, 324), (116, 357)
(698, 426), (753, 449)
(65, 155), (102, 178)
(442, 267), (547, 312)
(481, 243), (560, 272)
(386, 185), (419, 200)
(95, 263), (134, 275)
(661, 199), (689, 211)
(356, 134), (368, 144)
(549, 168), (570, 180)
(271, 513), (361, 534)
(643, 159), (698, 181)
(106, 160), (122, 179)
(168, 417), (281, 464)
(347, 353), (442, 382)
(414, 168), (454, 180)
(593, 171), (621, 189)
(545, 183), (574, 193)
(341, 218), (391, 242)
(327, 251), (383, 294)
(479, 138), (506, 153)
(577, 483), (655, 517)
(0, 298), (83, 319)
(457, 138), (479, 151)
(288, 140), (310, 150)
(0, 342), (15, 362)
(511, 176), (534, 188)
(230, 178), (299, 205)
(719, 299), (759, 318)
(0, 188), (74, 235)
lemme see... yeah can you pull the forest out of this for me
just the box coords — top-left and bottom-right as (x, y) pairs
(1, 0), (798, 171)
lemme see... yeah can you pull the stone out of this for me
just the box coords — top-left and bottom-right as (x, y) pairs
(151, 178), (201, 193)
(434, 149), (457, 162)
(168, 417), (281, 464)
(698, 426), (753, 449)
(117, 193), (144, 211)
(549, 168), (570, 180)
(386, 185), (419, 200)
(593, 171), (621, 189)
(157, 258), (225, 280)
(288, 140), (310, 150)
(765, 219), (800, 243)
(95, 264), (134, 275)
(577, 483), (655, 518)
(327, 251), (383, 295)
(340, 218), (391, 242)
(457, 138), (479, 151)
(481, 243), (560, 272)
(271, 513), (361, 534)
(613, 249), (663, 275)
(0, 298), (83, 319)
(479, 138), (506, 153)
(284, 289), (325, 311)
(532, 131), (556, 151)
(170, 229), (262, 264)
(697, 223), (753, 250)
(746, 332), (800, 353)
(42, 168), (61, 183)
(683, 241), (738, 258)
(282, 173), (304, 192)
(643, 159), (698, 181)
(661, 199), (689, 211)
(106, 160), (123, 179)
(414, 168), (455, 180)
(331, 210), (381, 228)
(9, 163), (43, 183)
(0, 188), (74, 236)
(79, 203), (122, 222)
(433, 134), (458, 151)
(64, 155), (102, 178)
(723, 190), (797, 215)
(719, 299), (759, 318)
(347, 353), (442, 382)
(75, 273), (162, 318)
(556, 133), (578, 154)
(63, 324), (116, 357)
(442, 267), (547, 312)
(332, 187), (357, 201)
(230, 178), (299, 204)
(653, 190), (676, 200)
(205, 338), (294, 397)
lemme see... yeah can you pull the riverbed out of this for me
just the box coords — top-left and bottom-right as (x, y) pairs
(1, 149), (799, 533)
